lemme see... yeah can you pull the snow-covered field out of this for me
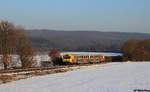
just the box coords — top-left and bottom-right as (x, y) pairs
(0, 62), (150, 92)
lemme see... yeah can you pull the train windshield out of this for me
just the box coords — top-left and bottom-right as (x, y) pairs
(63, 54), (71, 59)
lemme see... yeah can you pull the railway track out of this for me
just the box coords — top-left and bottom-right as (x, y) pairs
(0, 65), (77, 83)
(0, 66), (65, 74)
(0, 64), (100, 83)
(0, 64), (95, 74)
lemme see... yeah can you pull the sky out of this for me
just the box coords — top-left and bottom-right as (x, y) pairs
(0, 0), (150, 33)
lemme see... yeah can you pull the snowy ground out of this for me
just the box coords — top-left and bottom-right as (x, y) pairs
(0, 62), (150, 92)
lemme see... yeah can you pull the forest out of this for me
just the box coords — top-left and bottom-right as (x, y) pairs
(26, 29), (150, 52)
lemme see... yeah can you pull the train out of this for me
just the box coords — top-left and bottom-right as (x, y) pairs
(41, 52), (122, 67)
(60, 52), (122, 65)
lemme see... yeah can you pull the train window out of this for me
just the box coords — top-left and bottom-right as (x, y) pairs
(90, 56), (93, 58)
(63, 54), (71, 59)
(78, 56), (81, 59)
(96, 56), (99, 58)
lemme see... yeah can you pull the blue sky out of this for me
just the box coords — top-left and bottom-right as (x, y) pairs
(0, 0), (150, 33)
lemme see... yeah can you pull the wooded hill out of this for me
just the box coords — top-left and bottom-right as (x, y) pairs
(26, 30), (150, 52)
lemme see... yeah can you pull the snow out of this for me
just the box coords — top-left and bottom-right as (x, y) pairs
(0, 62), (150, 92)
(0, 54), (51, 68)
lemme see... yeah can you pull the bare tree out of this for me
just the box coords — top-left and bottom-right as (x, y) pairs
(0, 21), (19, 69)
(0, 21), (35, 69)
(17, 29), (35, 68)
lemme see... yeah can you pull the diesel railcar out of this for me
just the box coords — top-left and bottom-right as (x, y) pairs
(61, 52), (106, 64)
(50, 52), (122, 65)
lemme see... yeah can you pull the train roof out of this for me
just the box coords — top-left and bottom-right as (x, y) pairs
(61, 52), (123, 57)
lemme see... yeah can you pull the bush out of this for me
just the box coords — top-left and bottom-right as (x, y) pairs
(105, 57), (112, 62)
(122, 39), (150, 61)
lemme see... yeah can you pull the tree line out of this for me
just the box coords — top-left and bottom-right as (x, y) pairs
(122, 39), (150, 61)
(27, 30), (150, 52)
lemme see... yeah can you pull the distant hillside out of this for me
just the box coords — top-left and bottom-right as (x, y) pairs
(26, 30), (150, 52)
